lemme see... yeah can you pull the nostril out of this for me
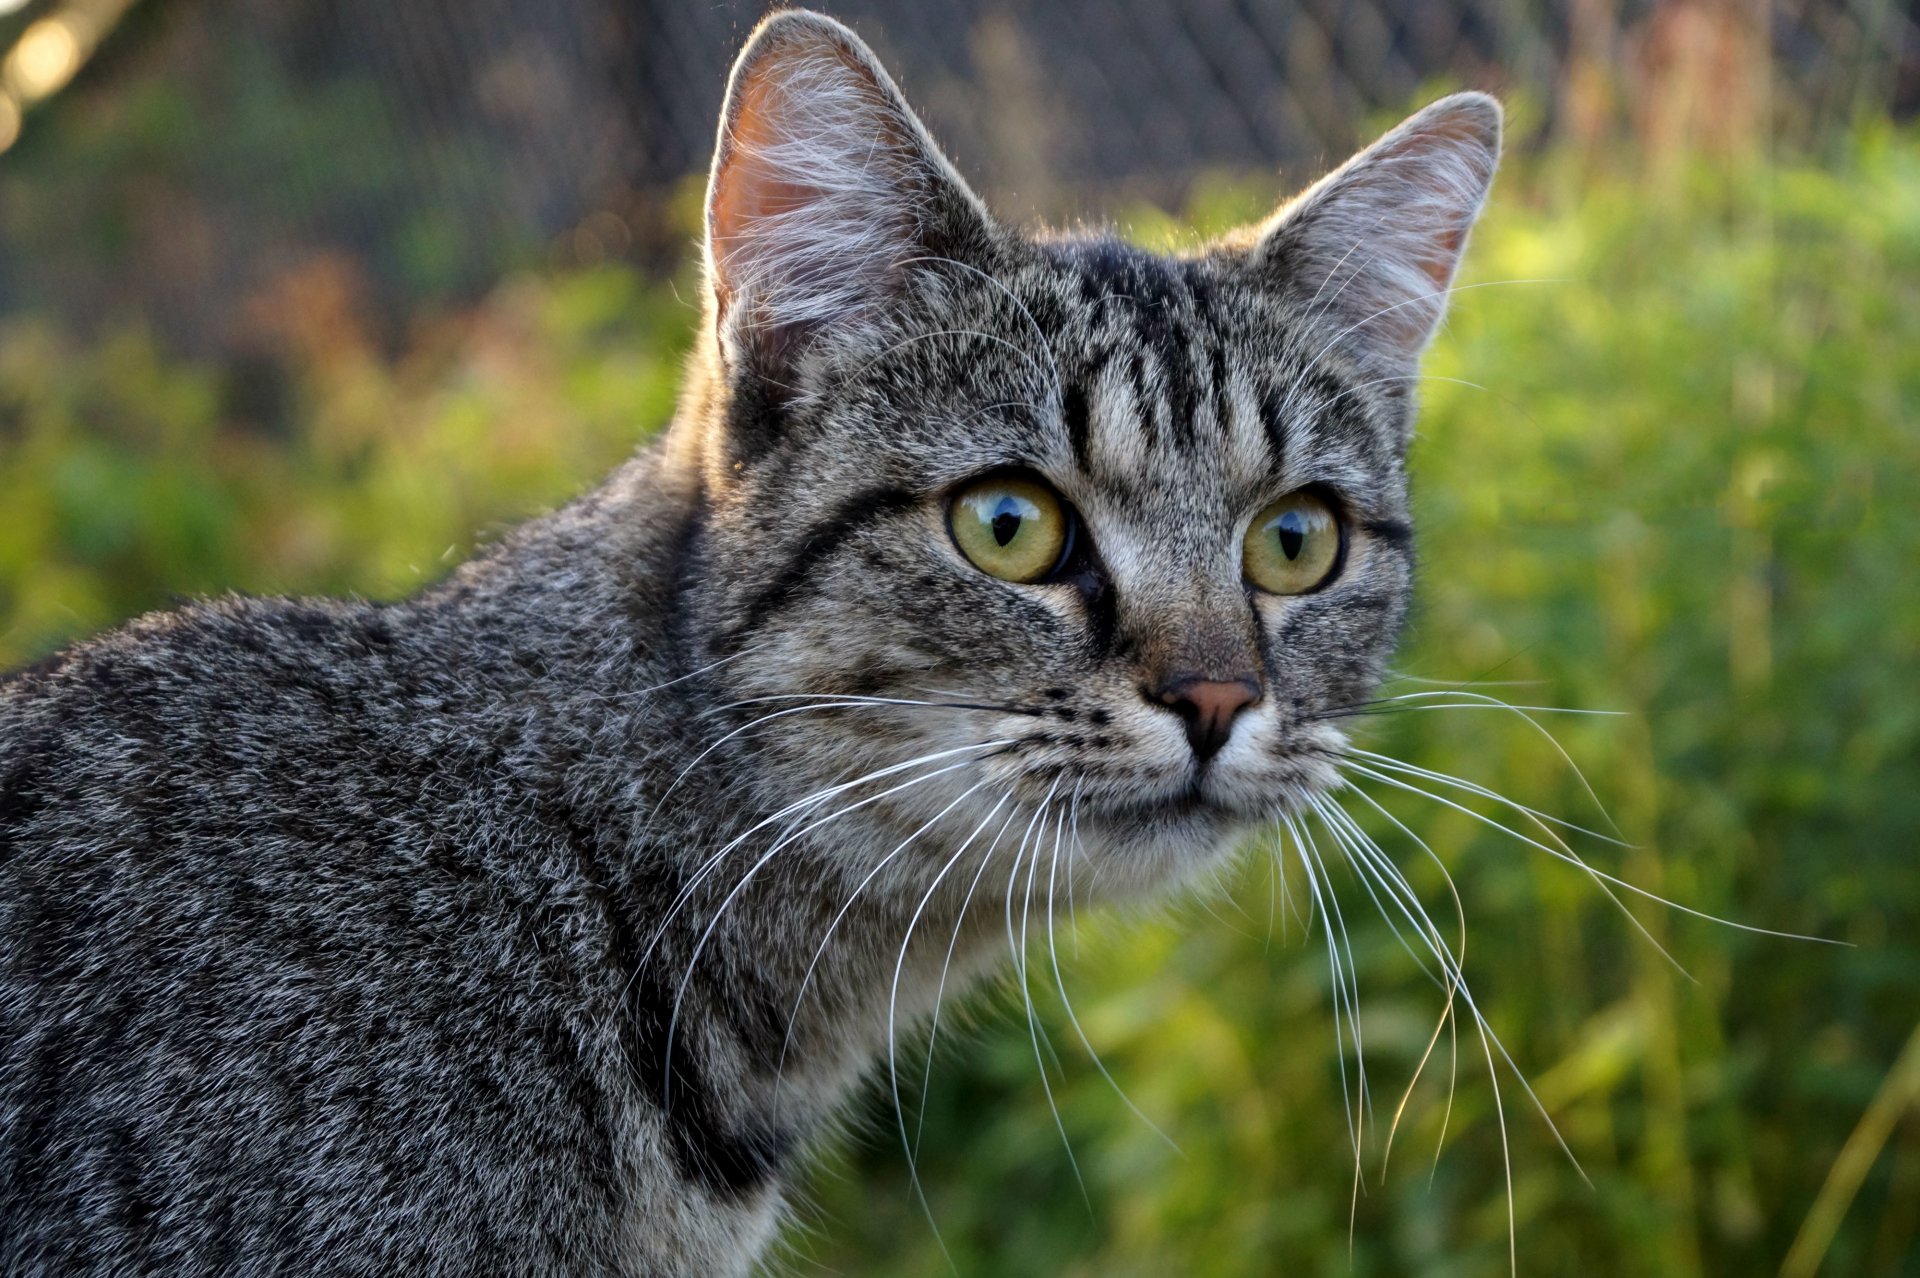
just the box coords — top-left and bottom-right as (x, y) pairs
(1148, 674), (1262, 763)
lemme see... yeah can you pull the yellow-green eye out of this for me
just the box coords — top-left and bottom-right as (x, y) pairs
(950, 474), (1070, 584)
(1244, 491), (1343, 594)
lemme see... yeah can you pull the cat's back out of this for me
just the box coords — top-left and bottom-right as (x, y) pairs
(0, 592), (654, 1275)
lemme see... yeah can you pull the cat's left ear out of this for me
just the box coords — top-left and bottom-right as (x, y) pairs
(1247, 93), (1502, 375)
(704, 11), (997, 386)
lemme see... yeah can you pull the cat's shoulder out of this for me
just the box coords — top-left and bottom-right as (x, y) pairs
(0, 595), (473, 868)
(1, 594), (419, 744)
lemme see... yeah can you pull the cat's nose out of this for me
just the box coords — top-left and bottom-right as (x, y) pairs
(1149, 674), (1262, 763)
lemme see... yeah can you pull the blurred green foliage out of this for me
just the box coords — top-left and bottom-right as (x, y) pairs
(2, 133), (1917, 1277)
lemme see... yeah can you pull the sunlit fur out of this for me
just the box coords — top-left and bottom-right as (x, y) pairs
(0, 11), (1500, 1277)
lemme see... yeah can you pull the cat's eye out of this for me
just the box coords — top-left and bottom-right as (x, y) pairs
(949, 474), (1071, 584)
(1243, 491), (1343, 594)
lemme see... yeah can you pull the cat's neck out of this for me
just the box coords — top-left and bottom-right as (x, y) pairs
(404, 444), (1010, 1125)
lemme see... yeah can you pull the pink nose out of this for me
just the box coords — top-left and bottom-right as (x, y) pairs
(1150, 674), (1261, 762)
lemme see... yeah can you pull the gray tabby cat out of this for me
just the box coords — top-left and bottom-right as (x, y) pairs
(0, 11), (1499, 1276)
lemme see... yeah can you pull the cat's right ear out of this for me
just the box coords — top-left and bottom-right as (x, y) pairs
(704, 11), (995, 391)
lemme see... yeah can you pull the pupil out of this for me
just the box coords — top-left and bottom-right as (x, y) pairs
(991, 503), (1023, 547)
(1276, 512), (1306, 561)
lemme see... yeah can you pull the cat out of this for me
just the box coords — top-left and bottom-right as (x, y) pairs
(0, 10), (1499, 1276)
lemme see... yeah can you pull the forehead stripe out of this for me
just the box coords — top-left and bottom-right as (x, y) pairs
(1259, 384), (1291, 466)
(1062, 381), (1093, 473)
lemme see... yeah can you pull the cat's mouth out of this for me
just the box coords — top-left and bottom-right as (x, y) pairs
(1072, 749), (1342, 832)
(1084, 776), (1232, 828)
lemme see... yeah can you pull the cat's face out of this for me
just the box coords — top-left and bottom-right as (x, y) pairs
(687, 14), (1498, 901)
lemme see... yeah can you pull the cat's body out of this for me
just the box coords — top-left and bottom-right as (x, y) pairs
(0, 12), (1499, 1275)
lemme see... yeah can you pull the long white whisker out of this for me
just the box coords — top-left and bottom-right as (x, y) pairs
(1300, 372), (1491, 423)
(1297, 278), (1563, 404)
(1347, 747), (1629, 847)
(1338, 785), (1470, 1182)
(1372, 689), (1630, 838)
(1303, 226), (1388, 317)
(1384, 673), (1548, 688)
(1347, 751), (1690, 978)
(1380, 693), (1623, 715)
(645, 740), (1012, 970)
(598, 642), (766, 701)
(1289, 810), (1372, 1252)
(1311, 814), (1373, 1131)
(657, 698), (948, 817)
(885, 787), (1017, 1268)
(702, 692), (1016, 716)
(1312, 795), (1518, 1272)
(1065, 779), (1083, 960)
(1341, 761), (1840, 946)
(1044, 782), (1182, 1155)
(660, 748), (1008, 1103)
(914, 801), (1026, 1157)
(1277, 278), (1563, 432)
(1310, 796), (1444, 989)
(1280, 812), (1363, 1167)
(1313, 792), (1591, 1188)
(1013, 784), (1089, 1211)
(777, 777), (994, 1095)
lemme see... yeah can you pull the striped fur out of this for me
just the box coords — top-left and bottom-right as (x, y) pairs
(0, 11), (1498, 1276)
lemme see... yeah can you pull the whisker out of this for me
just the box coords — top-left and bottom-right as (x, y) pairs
(1310, 796), (1444, 990)
(1280, 812), (1366, 1168)
(885, 787), (1018, 1269)
(657, 745), (1011, 1104)
(1369, 689), (1632, 839)
(655, 698), (939, 818)
(1276, 277), (1565, 432)
(644, 739), (1013, 970)
(1065, 779), (1083, 960)
(1340, 760), (1841, 946)
(776, 777), (995, 1097)
(1337, 786), (1469, 1183)
(592, 642), (766, 701)
(1335, 792), (1588, 1174)
(1312, 697), (1624, 722)
(1044, 781), (1182, 1155)
(913, 801), (1026, 1158)
(1009, 781), (1090, 1213)
(1310, 792), (1558, 1274)
(1290, 809), (1373, 1251)
(1350, 752), (1693, 979)
(1383, 672), (1548, 688)
(1287, 277), (1563, 411)
(1302, 225), (1389, 318)
(1300, 372), (1492, 424)
(1347, 748), (1630, 848)
(702, 692), (1035, 718)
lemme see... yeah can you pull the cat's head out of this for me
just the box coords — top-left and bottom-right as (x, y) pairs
(681, 11), (1499, 899)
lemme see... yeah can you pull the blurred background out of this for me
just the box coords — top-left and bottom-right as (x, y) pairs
(1, 1), (1916, 1274)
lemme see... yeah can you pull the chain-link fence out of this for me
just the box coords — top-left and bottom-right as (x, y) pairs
(1, 0), (1914, 355)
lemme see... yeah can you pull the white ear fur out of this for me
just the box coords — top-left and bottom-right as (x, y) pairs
(705, 12), (988, 373)
(1253, 92), (1502, 369)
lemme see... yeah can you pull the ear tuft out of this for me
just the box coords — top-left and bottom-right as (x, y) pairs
(705, 11), (988, 379)
(1251, 92), (1502, 370)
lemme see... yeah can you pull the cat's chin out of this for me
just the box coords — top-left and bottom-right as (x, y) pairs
(1063, 790), (1283, 902)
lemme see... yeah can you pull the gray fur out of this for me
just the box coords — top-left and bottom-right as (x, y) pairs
(0, 11), (1498, 1276)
